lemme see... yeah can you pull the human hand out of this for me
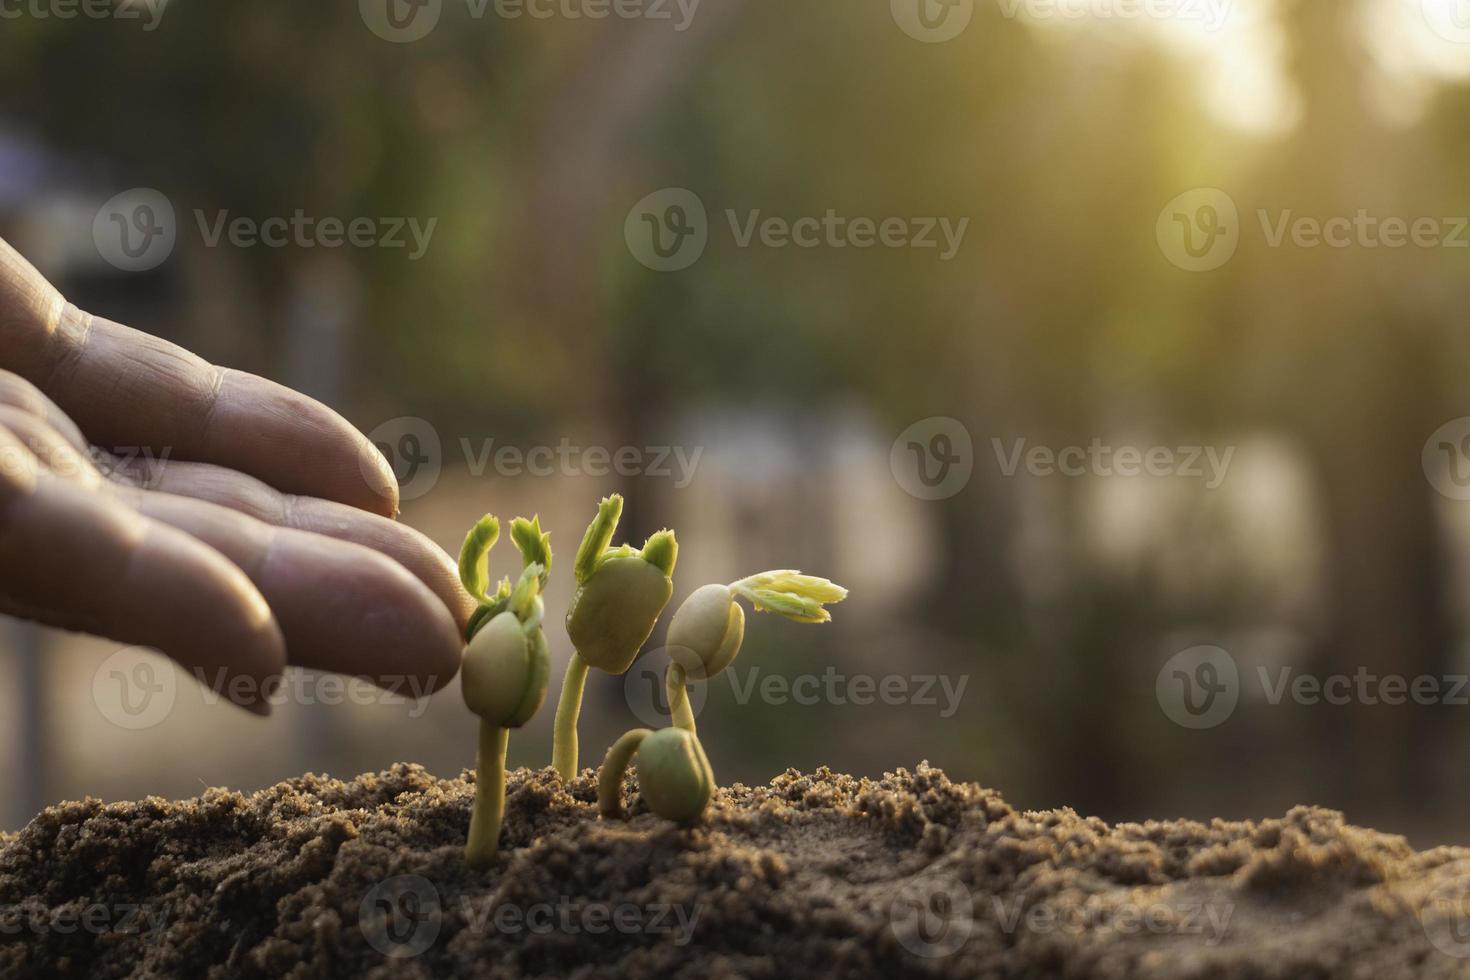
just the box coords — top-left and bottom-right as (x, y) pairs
(0, 236), (471, 714)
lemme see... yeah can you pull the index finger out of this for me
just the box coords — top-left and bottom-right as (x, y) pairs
(0, 237), (400, 517)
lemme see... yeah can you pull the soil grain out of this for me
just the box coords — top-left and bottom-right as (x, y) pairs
(2, 763), (1467, 979)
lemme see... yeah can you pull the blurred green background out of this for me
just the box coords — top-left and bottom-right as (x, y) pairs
(5, 0), (1470, 845)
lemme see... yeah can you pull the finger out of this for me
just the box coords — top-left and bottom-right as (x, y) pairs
(0, 403), (99, 489)
(106, 454), (473, 632)
(0, 431), (286, 714)
(0, 369), (87, 451)
(0, 236), (399, 517)
(110, 485), (463, 693)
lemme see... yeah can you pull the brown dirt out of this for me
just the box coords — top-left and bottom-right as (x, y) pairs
(2, 762), (1469, 979)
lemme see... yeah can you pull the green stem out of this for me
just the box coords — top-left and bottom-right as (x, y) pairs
(465, 721), (509, 870)
(665, 661), (696, 735)
(552, 652), (589, 780)
(598, 728), (652, 819)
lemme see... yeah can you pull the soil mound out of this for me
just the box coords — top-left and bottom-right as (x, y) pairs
(3, 763), (1468, 978)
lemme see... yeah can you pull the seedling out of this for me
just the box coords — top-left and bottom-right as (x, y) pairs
(458, 516), (553, 869)
(598, 726), (714, 824)
(552, 494), (677, 780)
(662, 571), (847, 733)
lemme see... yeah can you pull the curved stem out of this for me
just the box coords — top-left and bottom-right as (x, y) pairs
(598, 728), (652, 819)
(665, 661), (697, 735)
(552, 652), (589, 780)
(465, 721), (509, 870)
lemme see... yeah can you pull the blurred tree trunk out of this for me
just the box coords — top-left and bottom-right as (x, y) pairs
(1270, 0), (1455, 818)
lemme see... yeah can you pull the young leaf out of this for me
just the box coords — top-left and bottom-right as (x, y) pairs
(458, 515), (501, 604)
(573, 495), (623, 585)
(511, 515), (553, 588)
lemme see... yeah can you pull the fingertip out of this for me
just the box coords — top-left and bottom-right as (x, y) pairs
(355, 436), (401, 519)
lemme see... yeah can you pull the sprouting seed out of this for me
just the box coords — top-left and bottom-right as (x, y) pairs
(552, 494), (677, 781)
(458, 516), (552, 870)
(663, 571), (847, 734)
(598, 726), (714, 825)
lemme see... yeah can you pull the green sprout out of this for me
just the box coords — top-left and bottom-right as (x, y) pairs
(461, 514), (552, 642)
(458, 517), (552, 869)
(552, 494), (677, 780)
(598, 726), (714, 824)
(663, 571), (848, 734)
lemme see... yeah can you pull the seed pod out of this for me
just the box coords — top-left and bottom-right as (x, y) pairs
(667, 583), (746, 680)
(462, 564), (549, 729)
(566, 555), (674, 674)
(636, 727), (714, 824)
